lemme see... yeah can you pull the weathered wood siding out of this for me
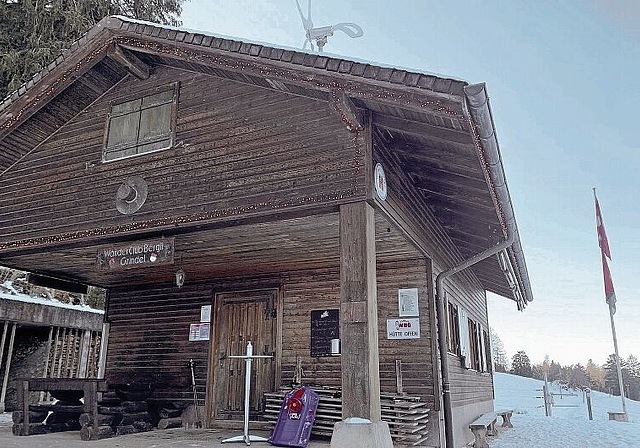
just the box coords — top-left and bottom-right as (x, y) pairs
(373, 131), (493, 407)
(376, 258), (435, 405)
(106, 256), (437, 409)
(279, 259), (436, 410)
(0, 65), (364, 246)
(106, 282), (212, 405)
(447, 354), (493, 407)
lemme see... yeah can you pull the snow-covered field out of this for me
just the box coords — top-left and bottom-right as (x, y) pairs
(492, 372), (640, 447)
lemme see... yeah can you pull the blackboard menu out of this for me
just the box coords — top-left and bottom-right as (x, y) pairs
(310, 309), (340, 357)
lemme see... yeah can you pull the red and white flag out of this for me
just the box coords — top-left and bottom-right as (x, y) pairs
(594, 190), (616, 314)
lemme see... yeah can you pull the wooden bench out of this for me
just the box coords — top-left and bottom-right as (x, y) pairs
(469, 412), (497, 448)
(495, 408), (514, 428)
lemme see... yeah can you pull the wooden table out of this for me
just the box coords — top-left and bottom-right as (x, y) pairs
(16, 378), (108, 436)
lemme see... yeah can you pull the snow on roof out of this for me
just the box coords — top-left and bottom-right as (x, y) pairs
(111, 15), (466, 83)
(1, 281), (104, 315)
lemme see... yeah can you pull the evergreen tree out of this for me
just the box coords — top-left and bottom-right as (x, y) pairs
(603, 354), (640, 400)
(586, 359), (606, 392)
(548, 360), (562, 382)
(0, 0), (185, 99)
(489, 327), (508, 372)
(566, 364), (589, 390)
(625, 355), (640, 401)
(510, 350), (532, 378)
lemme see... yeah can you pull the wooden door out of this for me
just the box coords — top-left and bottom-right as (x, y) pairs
(210, 290), (277, 421)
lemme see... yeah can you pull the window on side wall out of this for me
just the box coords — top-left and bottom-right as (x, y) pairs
(103, 84), (177, 162)
(447, 302), (460, 354)
(483, 328), (492, 373)
(468, 318), (480, 371)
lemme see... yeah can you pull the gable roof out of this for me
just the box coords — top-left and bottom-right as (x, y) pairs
(0, 15), (533, 308)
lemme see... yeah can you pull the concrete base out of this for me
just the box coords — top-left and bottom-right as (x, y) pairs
(608, 411), (628, 422)
(330, 419), (393, 448)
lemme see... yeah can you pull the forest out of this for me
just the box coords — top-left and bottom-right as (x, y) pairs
(491, 329), (640, 401)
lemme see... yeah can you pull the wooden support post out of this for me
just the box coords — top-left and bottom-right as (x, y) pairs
(16, 379), (30, 435)
(332, 202), (392, 448)
(0, 323), (17, 413)
(85, 380), (99, 440)
(338, 202), (381, 421)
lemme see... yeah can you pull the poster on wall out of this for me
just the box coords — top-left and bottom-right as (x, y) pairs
(189, 323), (211, 341)
(398, 288), (419, 317)
(201, 305), (212, 323)
(387, 318), (420, 340)
(310, 309), (339, 357)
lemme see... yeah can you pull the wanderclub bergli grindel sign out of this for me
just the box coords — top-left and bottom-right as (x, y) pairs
(96, 237), (174, 270)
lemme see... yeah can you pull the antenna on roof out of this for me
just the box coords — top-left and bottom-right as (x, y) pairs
(295, 0), (363, 52)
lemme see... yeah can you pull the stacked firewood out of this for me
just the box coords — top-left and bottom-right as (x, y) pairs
(156, 406), (183, 429)
(12, 394), (84, 435)
(11, 406), (49, 435)
(79, 385), (156, 440)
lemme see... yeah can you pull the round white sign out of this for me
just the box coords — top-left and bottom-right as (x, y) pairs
(374, 163), (388, 201)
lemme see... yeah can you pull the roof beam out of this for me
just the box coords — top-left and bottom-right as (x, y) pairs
(329, 89), (363, 132)
(372, 112), (473, 145)
(108, 45), (150, 80)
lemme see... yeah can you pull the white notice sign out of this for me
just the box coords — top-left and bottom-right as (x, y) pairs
(189, 323), (211, 341)
(387, 318), (421, 340)
(398, 288), (419, 317)
(201, 305), (212, 323)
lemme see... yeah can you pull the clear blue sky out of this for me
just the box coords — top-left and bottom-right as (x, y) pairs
(180, 0), (640, 367)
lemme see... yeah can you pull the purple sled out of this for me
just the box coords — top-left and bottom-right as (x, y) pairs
(268, 386), (320, 447)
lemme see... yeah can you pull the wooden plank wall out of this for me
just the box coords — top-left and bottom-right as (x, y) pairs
(0, 65), (364, 245)
(280, 267), (341, 388)
(376, 258), (435, 405)
(373, 127), (493, 408)
(279, 259), (436, 411)
(106, 257), (437, 410)
(106, 282), (212, 405)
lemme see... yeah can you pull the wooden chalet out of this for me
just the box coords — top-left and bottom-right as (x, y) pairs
(0, 16), (533, 447)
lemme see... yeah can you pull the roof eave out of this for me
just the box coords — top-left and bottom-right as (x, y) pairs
(463, 83), (534, 309)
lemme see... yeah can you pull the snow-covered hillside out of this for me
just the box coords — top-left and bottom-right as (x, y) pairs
(492, 372), (640, 447)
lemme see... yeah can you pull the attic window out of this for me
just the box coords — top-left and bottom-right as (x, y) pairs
(103, 84), (177, 162)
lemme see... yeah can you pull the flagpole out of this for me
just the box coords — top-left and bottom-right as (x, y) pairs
(594, 188), (628, 420)
(608, 303), (628, 419)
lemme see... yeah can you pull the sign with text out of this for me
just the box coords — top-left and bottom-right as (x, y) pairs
(201, 305), (212, 323)
(387, 318), (421, 340)
(97, 237), (174, 270)
(398, 288), (419, 317)
(310, 309), (339, 357)
(189, 323), (210, 341)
